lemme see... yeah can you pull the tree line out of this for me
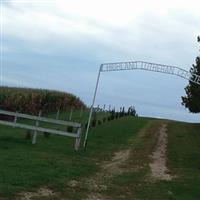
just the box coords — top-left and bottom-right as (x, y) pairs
(182, 36), (200, 113)
(86, 106), (138, 129)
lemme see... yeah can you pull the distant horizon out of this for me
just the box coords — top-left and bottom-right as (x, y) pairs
(1, 84), (199, 124)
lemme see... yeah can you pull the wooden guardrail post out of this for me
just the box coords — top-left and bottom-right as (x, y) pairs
(0, 109), (82, 151)
(32, 110), (42, 145)
(74, 126), (82, 151)
(13, 111), (18, 128)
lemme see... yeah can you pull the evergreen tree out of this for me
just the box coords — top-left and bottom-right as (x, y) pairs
(182, 36), (200, 113)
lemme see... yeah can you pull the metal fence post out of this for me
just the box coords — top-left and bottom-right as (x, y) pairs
(32, 110), (42, 144)
(83, 65), (102, 148)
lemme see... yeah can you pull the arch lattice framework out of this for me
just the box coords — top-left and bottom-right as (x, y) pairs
(100, 61), (200, 85)
(84, 61), (200, 148)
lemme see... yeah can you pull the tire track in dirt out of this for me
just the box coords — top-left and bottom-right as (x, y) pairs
(149, 123), (172, 181)
(84, 149), (131, 200)
(19, 188), (55, 200)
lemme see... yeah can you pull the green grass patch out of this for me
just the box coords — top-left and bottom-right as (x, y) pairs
(0, 116), (149, 198)
(105, 121), (200, 200)
(2, 117), (199, 200)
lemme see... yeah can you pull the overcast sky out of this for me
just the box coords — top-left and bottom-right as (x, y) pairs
(1, 0), (200, 122)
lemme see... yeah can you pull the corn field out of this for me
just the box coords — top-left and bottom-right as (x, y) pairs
(0, 87), (86, 115)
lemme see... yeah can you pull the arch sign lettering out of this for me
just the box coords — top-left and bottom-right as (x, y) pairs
(83, 61), (200, 148)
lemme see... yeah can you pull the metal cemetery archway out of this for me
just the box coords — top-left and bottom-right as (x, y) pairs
(84, 61), (200, 148)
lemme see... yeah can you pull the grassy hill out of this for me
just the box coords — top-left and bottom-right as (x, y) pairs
(0, 116), (200, 200)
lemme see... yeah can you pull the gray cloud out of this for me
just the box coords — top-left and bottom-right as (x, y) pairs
(1, 0), (200, 122)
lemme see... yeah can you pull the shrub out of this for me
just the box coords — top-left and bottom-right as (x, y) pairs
(25, 130), (32, 140)
(67, 126), (73, 132)
(98, 120), (102, 125)
(85, 122), (88, 129)
(43, 132), (50, 138)
(115, 112), (119, 119)
(91, 119), (97, 127)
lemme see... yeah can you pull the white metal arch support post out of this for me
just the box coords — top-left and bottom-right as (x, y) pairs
(83, 65), (102, 148)
(83, 61), (200, 148)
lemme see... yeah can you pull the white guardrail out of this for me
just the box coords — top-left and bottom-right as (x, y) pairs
(0, 110), (82, 151)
